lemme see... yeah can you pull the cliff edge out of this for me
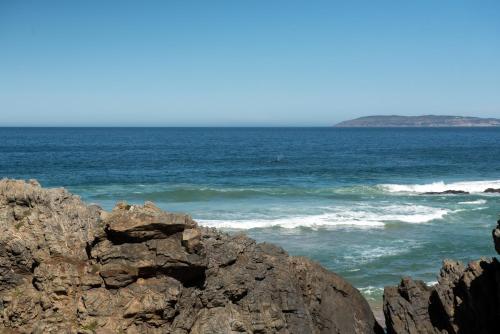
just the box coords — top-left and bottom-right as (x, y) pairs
(0, 179), (382, 334)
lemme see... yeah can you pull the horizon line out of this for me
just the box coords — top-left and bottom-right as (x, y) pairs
(2, 125), (500, 129)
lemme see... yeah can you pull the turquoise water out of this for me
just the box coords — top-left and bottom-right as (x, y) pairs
(1, 127), (499, 302)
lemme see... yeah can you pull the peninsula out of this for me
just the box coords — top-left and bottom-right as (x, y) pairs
(335, 115), (500, 127)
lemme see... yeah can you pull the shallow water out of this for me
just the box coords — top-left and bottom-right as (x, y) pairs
(1, 127), (499, 303)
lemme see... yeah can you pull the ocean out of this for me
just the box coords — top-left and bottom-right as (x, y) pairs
(1, 127), (499, 305)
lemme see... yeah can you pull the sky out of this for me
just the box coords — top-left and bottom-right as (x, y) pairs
(1, 0), (499, 126)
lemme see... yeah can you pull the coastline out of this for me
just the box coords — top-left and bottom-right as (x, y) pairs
(0, 179), (384, 333)
(2, 179), (498, 333)
(335, 115), (500, 127)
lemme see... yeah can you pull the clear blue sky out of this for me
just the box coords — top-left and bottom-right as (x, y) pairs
(1, 0), (499, 126)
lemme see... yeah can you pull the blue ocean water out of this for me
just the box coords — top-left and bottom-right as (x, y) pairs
(1, 127), (499, 303)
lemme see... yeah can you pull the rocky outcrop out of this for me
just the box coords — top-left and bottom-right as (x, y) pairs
(484, 188), (500, 193)
(383, 219), (500, 334)
(0, 179), (382, 334)
(420, 190), (469, 195)
(494, 219), (500, 256)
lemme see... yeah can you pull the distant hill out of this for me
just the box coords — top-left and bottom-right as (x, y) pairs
(335, 115), (500, 127)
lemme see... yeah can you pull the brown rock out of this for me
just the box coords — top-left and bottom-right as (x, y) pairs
(104, 202), (196, 242)
(0, 179), (382, 333)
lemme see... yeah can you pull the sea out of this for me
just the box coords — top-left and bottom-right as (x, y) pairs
(1, 127), (499, 307)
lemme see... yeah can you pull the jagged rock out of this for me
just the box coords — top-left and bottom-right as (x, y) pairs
(0, 179), (383, 334)
(104, 201), (197, 243)
(420, 190), (469, 195)
(484, 188), (500, 193)
(493, 219), (500, 255)
(384, 255), (500, 333)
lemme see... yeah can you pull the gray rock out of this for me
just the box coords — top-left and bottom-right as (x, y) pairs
(493, 219), (500, 255)
(384, 231), (500, 333)
(420, 190), (469, 195)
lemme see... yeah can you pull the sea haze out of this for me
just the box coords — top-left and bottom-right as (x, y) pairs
(1, 127), (499, 303)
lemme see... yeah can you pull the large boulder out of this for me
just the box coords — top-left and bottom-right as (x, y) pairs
(0, 179), (382, 334)
(383, 219), (500, 334)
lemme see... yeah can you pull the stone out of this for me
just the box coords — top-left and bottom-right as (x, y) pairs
(493, 219), (500, 254)
(384, 248), (500, 333)
(104, 202), (196, 242)
(421, 190), (469, 195)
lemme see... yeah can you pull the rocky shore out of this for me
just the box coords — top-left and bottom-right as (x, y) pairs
(383, 221), (500, 333)
(1, 179), (499, 333)
(0, 179), (382, 333)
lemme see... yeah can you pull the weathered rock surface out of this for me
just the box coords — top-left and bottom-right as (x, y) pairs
(484, 188), (500, 193)
(0, 179), (382, 334)
(383, 219), (500, 334)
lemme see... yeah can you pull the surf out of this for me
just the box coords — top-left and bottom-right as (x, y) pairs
(379, 179), (500, 194)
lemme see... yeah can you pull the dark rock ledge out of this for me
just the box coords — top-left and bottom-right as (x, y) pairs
(420, 190), (469, 195)
(383, 219), (500, 334)
(0, 179), (383, 334)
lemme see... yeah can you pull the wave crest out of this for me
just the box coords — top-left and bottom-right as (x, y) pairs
(197, 204), (448, 229)
(379, 180), (500, 194)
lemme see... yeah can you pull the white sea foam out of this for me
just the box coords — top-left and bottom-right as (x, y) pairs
(358, 286), (384, 300)
(342, 248), (398, 264)
(341, 240), (420, 265)
(453, 206), (488, 213)
(197, 204), (448, 229)
(198, 214), (386, 229)
(458, 199), (487, 205)
(379, 180), (500, 194)
(374, 205), (448, 223)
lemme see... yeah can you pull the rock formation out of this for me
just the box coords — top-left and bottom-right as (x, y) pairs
(494, 219), (500, 259)
(383, 219), (500, 334)
(420, 190), (469, 195)
(0, 179), (382, 334)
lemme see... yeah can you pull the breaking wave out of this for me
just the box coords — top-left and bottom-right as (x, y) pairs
(379, 180), (500, 194)
(458, 199), (487, 205)
(358, 286), (384, 301)
(197, 204), (449, 229)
